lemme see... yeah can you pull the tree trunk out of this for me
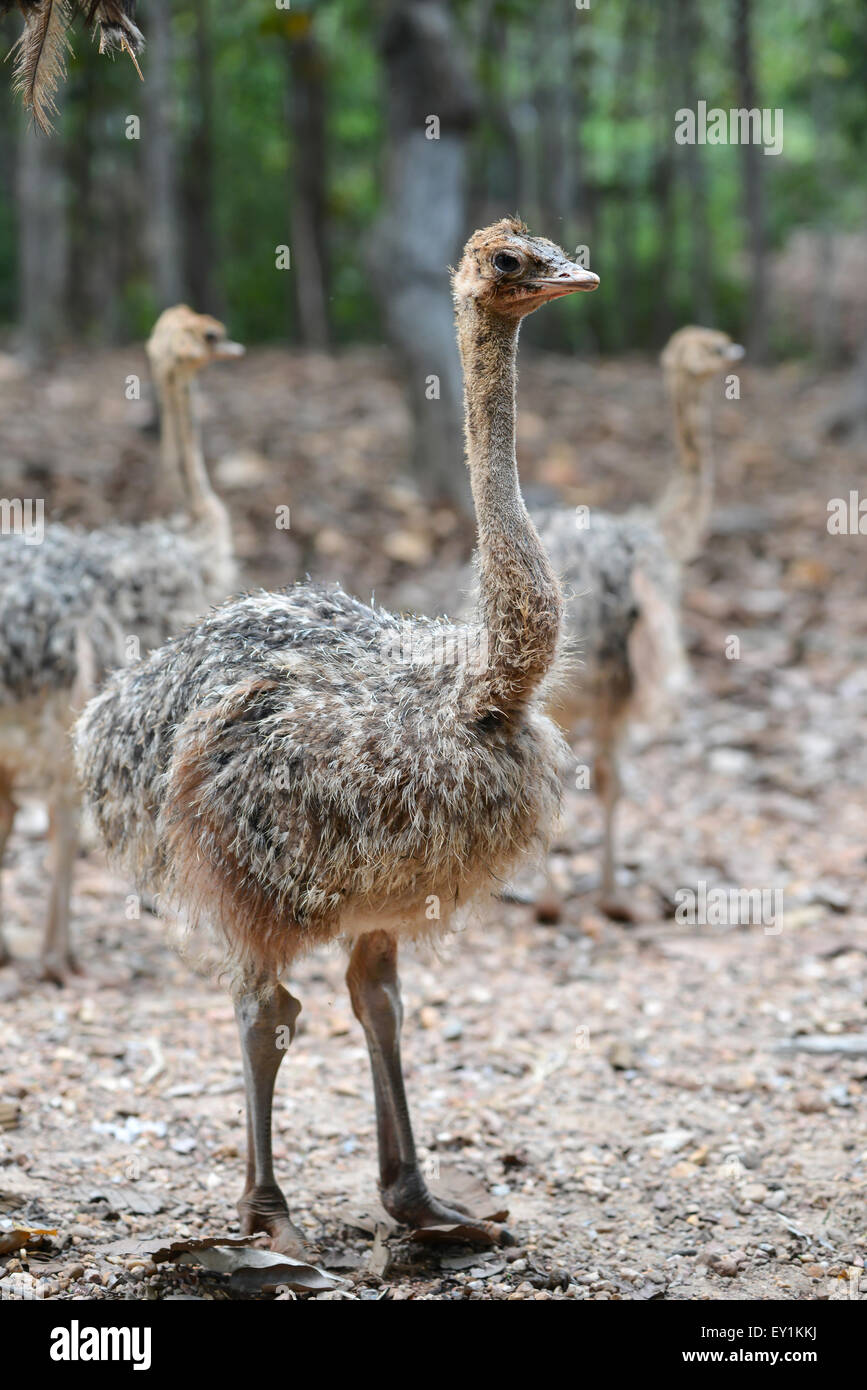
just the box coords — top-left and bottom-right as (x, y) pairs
(144, 0), (184, 308)
(535, 0), (574, 349)
(65, 59), (94, 335)
(284, 15), (330, 348)
(17, 123), (68, 360)
(370, 0), (479, 513)
(676, 0), (713, 324)
(610, 0), (645, 352)
(469, 1), (521, 231)
(652, 0), (677, 343)
(184, 0), (220, 313)
(733, 0), (768, 359)
(537, 0), (573, 239)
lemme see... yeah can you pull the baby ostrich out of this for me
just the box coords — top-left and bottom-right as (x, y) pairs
(0, 307), (243, 982)
(533, 326), (743, 916)
(75, 220), (599, 1249)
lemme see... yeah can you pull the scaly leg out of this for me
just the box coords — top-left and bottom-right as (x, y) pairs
(346, 929), (510, 1244)
(0, 771), (16, 968)
(234, 979), (306, 1254)
(596, 735), (620, 902)
(596, 731), (636, 921)
(40, 792), (81, 984)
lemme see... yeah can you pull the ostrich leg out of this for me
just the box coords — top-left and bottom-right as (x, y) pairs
(595, 728), (638, 922)
(233, 979), (306, 1254)
(40, 790), (80, 984)
(0, 772), (15, 967)
(347, 929), (510, 1245)
(596, 733), (621, 903)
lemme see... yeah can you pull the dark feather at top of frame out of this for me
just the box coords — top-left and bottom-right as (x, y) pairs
(6, 0), (144, 135)
(82, 0), (144, 55)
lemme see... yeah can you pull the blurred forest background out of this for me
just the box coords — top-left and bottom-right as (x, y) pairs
(0, 0), (864, 354)
(0, 0), (864, 506)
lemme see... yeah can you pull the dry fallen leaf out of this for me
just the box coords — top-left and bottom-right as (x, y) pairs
(176, 1244), (343, 1294)
(0, 1226), (57, 1255)
(104, 1232), (342, 1294)
(410, 1221), (502, 1248)
(368, 1224), (391, 1278)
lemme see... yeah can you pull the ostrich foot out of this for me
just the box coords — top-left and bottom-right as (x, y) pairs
(383, 1172), (514, 1247)
(598, 891), (640, 923)
(534, 890), (564, 924)
(38, 950), (83, 986)
(238, 1184), (307, 1256)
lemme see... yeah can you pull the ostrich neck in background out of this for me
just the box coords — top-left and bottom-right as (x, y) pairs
(455, 299), (563, 716)
(656, 374), (715, 558)
(156, 370), (225, 533)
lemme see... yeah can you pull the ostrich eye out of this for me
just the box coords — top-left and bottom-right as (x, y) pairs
(492, 251), (521, 274)
(204, 329), (219, 345)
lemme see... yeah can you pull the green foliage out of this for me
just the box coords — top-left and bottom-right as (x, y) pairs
(0, 0), (862, 353)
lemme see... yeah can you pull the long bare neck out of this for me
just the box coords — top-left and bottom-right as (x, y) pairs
(456, 298), (563, 717)
(655, 373), (714, 563)
(155, 369), (228, 538)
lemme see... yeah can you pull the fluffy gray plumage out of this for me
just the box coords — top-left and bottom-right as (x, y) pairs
(531, 505), (685, 730)
(75, 581), (568, 981)
(0, 520), (229, 719)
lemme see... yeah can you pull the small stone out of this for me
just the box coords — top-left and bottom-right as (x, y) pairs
(0, 1100), (21, 1130)
(670, 1161), (700, 1179)
(581, 1175), (613, 1199)
(607, 1041), (637, 1070)
(700, 1245), (745, 1278)
(795, 1090), (827, 1114)
(646, 1129), (694, 1154)
(740, 1182), (769, 1203)
(828, 1085), (853, 1108)
(764, 1190), (787, 1210)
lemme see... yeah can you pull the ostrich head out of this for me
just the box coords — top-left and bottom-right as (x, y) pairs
(146, 306), (245, 379)
(452, 217), (599, 319)
(660, 326), (744, 381)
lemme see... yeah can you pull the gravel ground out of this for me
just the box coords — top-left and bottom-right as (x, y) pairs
(0, 348), (864, 1301)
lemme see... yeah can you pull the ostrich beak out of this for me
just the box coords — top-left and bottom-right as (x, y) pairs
(725, 343), (745, 360)
(531, 265), (600, 300)
(214, 340), (246, 359)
